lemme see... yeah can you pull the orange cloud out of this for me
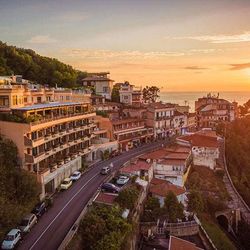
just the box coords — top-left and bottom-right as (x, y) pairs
(230, 63), (250, 70)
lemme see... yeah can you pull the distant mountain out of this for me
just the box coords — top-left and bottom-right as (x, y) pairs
(0, 41), (87, 88)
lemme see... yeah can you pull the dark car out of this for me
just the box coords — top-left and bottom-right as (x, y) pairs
(101, 183), (120, 193)
(32, 202), (47, 217)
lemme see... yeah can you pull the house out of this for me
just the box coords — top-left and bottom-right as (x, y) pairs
(119, 81), (143, 106)
(195, 93), (238, 129)
(169, 236), (203, 250)
(177, 130), (219, 170)
(153, 145), (192, 187)
(82, 72), (114, 100)
(120, 160), (153, 182)
(149, 178), (186, 207)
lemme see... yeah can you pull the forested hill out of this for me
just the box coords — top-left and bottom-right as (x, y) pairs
(0, 41), (87, 88)
(225, 115), (250, 206)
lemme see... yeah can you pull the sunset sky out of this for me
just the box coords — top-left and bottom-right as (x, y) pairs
(1, 0), (250, 91)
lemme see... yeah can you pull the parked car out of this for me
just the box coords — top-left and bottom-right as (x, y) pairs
(19, 214), (37, 233)
(100, 166), (111, 175)
(101, 183), (120, 193)
(32, 201), (47, 218)
(60, 178), (72, 190)
(71, 171), (81, 181)
(116, 176), (130, 185)
(1, 229), (21, 249)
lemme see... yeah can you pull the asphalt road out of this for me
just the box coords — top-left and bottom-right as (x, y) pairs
(18, 140), (169, 250)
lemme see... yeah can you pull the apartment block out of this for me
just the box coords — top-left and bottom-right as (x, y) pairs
(146, 102), (175, 139)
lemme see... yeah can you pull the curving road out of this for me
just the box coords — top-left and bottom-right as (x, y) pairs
(18, 140), (168, 250)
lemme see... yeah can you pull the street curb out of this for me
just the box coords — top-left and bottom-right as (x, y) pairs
(58, 143), (164, 250)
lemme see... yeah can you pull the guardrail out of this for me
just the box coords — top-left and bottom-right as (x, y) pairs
(194, 215), (217, 250)
(223, 138), (250, 220)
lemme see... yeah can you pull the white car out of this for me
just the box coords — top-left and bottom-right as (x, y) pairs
(71, 171), (81, 181)
(116, 176), (129, 185)
(60, 178), (72, 190)
(1, 229), (21, 249)
(19, 214), (37, 233)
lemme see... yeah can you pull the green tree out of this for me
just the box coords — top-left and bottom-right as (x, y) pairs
(0, 137), (39, 240)
(187, 190), (204, 215)
(0, 41), (87, 88)
(79, 205), (131, 250)
(115, 185), (140, 210)
(111, 84), (120, 102)
(142, 86), (160, 103)
(145, 196), (160, 211)
(164, 191), (184, 222)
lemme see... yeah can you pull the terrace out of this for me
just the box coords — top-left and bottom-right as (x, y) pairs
(1, 102), (94, 124)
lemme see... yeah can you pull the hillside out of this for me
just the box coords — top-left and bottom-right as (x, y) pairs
(0, 41), (87, 88)
(225, 115), (250, 206)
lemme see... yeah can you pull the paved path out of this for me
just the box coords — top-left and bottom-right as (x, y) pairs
(18, 140), (168, 250)
(219, 140), (250, 223)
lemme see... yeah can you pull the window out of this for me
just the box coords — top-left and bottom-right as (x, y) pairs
(0, 96), (9, 107)
(12, 95), (18, 105)
(103, 87), (108, 93)
(66, 96), (70, 101)
(37, 97), (42, 103)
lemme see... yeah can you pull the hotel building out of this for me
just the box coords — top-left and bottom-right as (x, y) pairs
(0, 101), (97, 198)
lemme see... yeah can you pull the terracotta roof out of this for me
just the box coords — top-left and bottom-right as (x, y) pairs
(165, 152), (189, 160)
(178, 133), (219, 148)
(94, 192), (117, 205)
(165, 144), (191, 153)
(139, 149), (167, 160)
(169, 236), (203, 250)
(160, 159), (186, 166)
(150, 178), (166, 185)
(120, 160), (152, 174)
(174, 110), (185, 116)
(150, 178), (185, 197)
(196, 130), (217, 138)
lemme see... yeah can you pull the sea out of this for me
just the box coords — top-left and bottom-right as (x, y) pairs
(160, 91), (250, 112)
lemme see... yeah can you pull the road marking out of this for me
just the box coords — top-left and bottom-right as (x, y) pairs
(28, 172), (99, 250)
(28, 142), (162, 250)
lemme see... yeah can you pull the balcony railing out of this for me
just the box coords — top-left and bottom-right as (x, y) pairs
(29, 111), (96, 125)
